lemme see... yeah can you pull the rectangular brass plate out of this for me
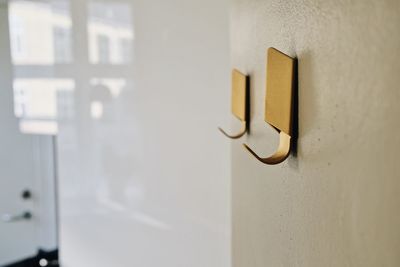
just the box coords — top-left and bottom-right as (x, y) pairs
(265, 48), (294, 135)
(231, 69), (247, 121)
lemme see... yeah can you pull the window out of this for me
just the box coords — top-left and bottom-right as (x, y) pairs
(53, 26), (72, 63)
(97, 34), (110, 63)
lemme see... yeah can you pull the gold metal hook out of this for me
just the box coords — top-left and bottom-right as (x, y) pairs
(219, 69), (249, 139)
(218, 121), (247, 139)
(243, 131), (291, 164)
(243, 48), (295, 164)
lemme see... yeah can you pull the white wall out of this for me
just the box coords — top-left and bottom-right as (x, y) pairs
(56, 0), (231, 267)
(231, 0), (400, 266)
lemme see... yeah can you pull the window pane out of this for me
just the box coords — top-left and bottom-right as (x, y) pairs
(88, 1), (133, 65)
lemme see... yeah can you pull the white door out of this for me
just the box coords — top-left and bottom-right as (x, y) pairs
(0, 4), (36, 264)
(0, 2), (58, 266)
(231, 1), (400, 266)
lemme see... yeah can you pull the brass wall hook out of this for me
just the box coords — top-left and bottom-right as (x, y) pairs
(218, 69), (249, 139)
(243, 47), (296, 164)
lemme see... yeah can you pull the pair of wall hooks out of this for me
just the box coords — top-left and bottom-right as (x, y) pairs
(219, 47), (296, 165)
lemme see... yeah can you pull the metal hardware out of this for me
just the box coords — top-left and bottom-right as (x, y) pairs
(244, 131), (291, 164)
(243, 47), (295, 164)
(21, 189), (32, 200)
(218, 69), (249, 139)
(1, 211), (32, 222)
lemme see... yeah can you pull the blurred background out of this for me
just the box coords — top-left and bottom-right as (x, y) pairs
(0, 0), (230, 266)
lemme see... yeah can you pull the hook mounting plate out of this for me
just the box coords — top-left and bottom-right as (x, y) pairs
(265, 47), (294, 136)
(232, 69), (247, 122)
(219, 69), (248, 139)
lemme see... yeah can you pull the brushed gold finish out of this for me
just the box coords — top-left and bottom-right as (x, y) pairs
(231, 69), (247, 121)
(243, 47), (295, 164)
(243, 131), (291, 165)
(219, 69), (248, 139)
(265, 48), (294, 135)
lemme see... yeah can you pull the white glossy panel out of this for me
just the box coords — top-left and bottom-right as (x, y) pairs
(49, 0), (232, 266)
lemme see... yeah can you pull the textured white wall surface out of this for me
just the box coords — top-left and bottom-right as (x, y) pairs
(231, 0), (400, 266)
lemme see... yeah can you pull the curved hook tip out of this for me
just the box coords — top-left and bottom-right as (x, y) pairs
(218, 122), (247, 139)
(242, 131), (291, 165)
(242, 143), (263, 162)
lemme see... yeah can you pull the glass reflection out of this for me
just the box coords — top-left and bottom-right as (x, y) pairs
(3, 0), (230, 265)
(8, 0), (73, 134)
(4, 0), (177, 264)
(13, 78), (74, 134)
(9, 0), (72, 65)
(88, 1), (133, 64)
(7, 0), (133, 135)
(89, 78), (126, 120)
